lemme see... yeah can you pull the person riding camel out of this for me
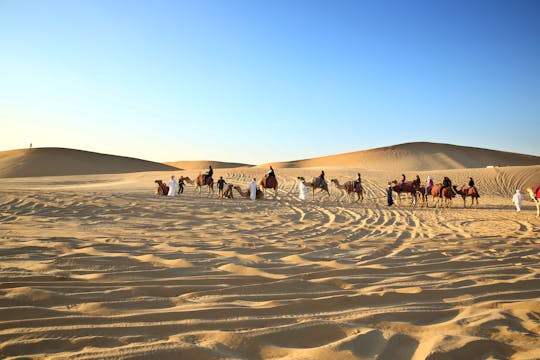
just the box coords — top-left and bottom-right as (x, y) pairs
(466, 177), (475, 196)
(354, 173), (362, 191)
(439, 176), (452, 197)
(425, 176), (434, 196)
(413, 175), (421, 189)
(319, 170), (326, 187)
(399, 174), (406, 190)
(204, 165), (213, 185)
(266, 166), (276, 187)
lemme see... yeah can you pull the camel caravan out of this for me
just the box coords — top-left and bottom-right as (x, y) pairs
(153, 167), (540, 215)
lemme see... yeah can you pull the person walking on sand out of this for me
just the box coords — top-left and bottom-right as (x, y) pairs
(387, 182), (394, 206)
(217, 176), (227, 198)
(512, 189), (523, 212)
(298, 178), (308, 201)
(168, 175), (177, 196)
(177, 176), (185, 194)
(249, 178), (257, 200)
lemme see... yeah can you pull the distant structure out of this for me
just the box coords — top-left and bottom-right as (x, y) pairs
(30, 143), (32, 148)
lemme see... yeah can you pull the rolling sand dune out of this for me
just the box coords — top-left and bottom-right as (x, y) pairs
(0, 163), (539, 359)
(262, 142), (540, 171)
(165, 160), (253, 170)
(0, 148), (179, 178)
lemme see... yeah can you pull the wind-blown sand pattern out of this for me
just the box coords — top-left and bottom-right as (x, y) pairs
(0, 166), (539, 359)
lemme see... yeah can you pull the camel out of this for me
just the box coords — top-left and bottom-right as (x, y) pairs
(183, 177), (194, 185)
(526, 185), (540, 217)
(233, 185), (264, 199)
(259, 175), (278, 197)
(154, 180), (169, 196)
(429, 184), (455, 208)
(195, 174), (214, 194)
(453, 185), (480, 208)
(330, 179), (363, 202)
(221, 184), (234, 199)
(298, 176), (330, 199)
(391, 180), (419, 206)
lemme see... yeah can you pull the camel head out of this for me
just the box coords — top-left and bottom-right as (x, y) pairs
(330, 179), (339, 185)
(154, 180), (163, 184)
(297, 176), (305, 181)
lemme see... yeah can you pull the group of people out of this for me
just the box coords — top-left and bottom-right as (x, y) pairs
(387, 174), (477, 206)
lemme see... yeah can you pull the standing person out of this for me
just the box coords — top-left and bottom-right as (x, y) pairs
(178, 176), (185, 194)
(299, 178), (308, 201)
(167, 176), (177, 196)
(512, 189), (523, 212)
(354, 173), (362, 191)
(249, 178), (257, 200)
(387, 182), (394, 206)
(217, 176), (227, 198)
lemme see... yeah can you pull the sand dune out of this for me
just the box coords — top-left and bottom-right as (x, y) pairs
(0, 165), (539, 359)
(262, 142), (540, 171)
(0, 148), (179, 178)
(165, 160), (253, 170)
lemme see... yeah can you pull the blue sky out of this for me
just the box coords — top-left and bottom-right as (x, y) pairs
(1, 0), (539, 164)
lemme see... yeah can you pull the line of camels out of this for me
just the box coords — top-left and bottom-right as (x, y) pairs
(155, 174), (540, 216)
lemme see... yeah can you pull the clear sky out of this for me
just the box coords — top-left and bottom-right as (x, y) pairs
(1, 0), (539, 164)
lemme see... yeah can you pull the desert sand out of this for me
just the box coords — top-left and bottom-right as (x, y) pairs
(0, 146), (539, 359)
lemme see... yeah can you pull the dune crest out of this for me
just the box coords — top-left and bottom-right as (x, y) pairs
(261, 142), (540, 170)
(0, 148), (179, 178)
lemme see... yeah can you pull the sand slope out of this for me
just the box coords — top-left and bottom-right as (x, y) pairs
(262, 142), (540, 171)
(0, 148), (179, 178)
(0, 165), (539, 359)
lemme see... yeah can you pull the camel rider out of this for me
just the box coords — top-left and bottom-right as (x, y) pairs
(464, 177), (474, 195)
(319, 170), (326, 186)
(425, 176), (434, 196)
(439, 176), (452, 197)
(354, 173), (362, 191)
(268, 166), (275, 178)
(399, 174), (406, 190)
(266, 166), (276, 187)
(204, 165), (213, 185)
(413, 175), (421, 189)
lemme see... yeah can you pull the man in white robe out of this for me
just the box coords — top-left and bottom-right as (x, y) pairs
(168, 176), (177, 196)
(299, 179), (308, 201)
(249, 178), (257, 200)
(512, 189), (523, 212)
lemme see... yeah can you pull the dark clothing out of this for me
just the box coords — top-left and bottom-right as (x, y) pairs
(207, 168), (213, 178)
(217, 179), (226, 190)
(178, 179), (184, 194)
(469, 179), (475, 187)
(413, 177), (421, 188)
(387, 186), (394, 206)
(320, 171), (325, 179)
(268, 169), (275, 178)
